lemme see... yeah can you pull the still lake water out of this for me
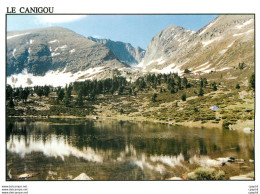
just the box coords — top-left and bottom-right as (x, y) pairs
(6, 118), (254, 180)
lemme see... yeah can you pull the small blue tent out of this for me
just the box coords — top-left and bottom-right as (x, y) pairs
(209, 106), (219, 111)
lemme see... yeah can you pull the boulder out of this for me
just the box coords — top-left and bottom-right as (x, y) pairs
(230, 175), (253, 180)
(243, 128), (254, 133)
(48, 170), (57, 176)
(166, 177), (182, 180)
(73, 173), (93, 180)
(18, 172), (39, 179)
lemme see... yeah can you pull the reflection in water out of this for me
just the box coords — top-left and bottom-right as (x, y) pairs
(7, 135), (103, 162)
(6, 118), (254, 180)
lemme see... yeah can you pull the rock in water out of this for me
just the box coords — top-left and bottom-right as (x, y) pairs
(166, 177), (182, 180)
(73, 173), (93, 180)
(243, 128), (254, 133)
(8, 169), (12, 179)
(230, 175), (253, 180)
(18, 172), (39, 179)
(48, 170), (57, 176)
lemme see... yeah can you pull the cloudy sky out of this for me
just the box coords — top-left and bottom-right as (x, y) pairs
(7, 15), (218, 49)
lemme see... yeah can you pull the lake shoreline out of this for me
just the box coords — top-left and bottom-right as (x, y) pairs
(8, 114), (254, 132)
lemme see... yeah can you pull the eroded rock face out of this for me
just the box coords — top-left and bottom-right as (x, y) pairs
(141, 25), (195, 69)
(88, 37), (145, 66)
(7, 27), (126, 76)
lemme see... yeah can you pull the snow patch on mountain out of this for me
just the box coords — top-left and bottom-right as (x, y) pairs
(193, 63), (211, 74)
(194, 61), (209, 70)
(227, 41), (234, 48)
(151, 63), (182, 74)
(7, 67), (105, 87)
(218, 67), (232, 71)
(236, 19), (253, 29)
(202, 37), (222, 47)
(69, 49), (75, 53)
(55, 45), (67, 51)
(136, 61), (144, 68)
(233, 29), (254, 37)
(233, 32), (244, 37)
(51, 52), (60, 57)
(219, 49), (227, 55)
(7, 33), (30, 40)
(12, 49), (16, 58)
(144, 57), (166, 68)
(48, 39), (59, 44)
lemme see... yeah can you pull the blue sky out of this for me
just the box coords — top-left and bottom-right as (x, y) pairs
(7, 15), (218, 49)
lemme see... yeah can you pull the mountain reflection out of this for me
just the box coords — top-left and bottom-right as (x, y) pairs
(6, 118), (254, 180)
(7, 135), (103, 162)
(7, 133), (187, 175)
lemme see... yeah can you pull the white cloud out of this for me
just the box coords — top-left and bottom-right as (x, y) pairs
(34, 15), (87, 25)
(93, 35), (103, 39)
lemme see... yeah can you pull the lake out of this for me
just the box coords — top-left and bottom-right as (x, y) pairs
(6, 118), (254, 180)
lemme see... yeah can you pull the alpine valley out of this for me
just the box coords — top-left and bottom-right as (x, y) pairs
(6, 14), (255, 181)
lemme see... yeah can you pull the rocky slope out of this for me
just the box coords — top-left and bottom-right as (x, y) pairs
(140, 25), (195, 69)
(7, 27), (127, 86)
(88, 37), (145, 66)
(140, 15), (254, 76)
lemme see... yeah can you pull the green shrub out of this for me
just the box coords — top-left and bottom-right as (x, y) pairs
(238, 62), (246, 70)
(222, 120), (232, 129)
(184, 68), (191, 74)
(187, 167), (225, 180)
(222, 115), (227, 119)
(193, 107), (199, 113)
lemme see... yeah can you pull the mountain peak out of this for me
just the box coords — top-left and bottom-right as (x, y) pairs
(7, 26), (126, 78)
(141, 14), (254, 76)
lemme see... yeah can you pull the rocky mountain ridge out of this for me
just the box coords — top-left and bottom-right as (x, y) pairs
(140, 15), (254, 76)
(7, 15), (254, 87)
(7, 27), (127, 77)
(87, 37), (145, 66)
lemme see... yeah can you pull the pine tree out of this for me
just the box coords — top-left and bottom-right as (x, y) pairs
(7, 96), (15, 108)
(64, 86), (72, 107)
(183, 77), (188, 89)
(118, 86), (124, 95)
(249, 73), (255, 90)
(76, 91), (84, 107)
(129, 88), (132, 95)
(43, 85), (50, 97)
(177, 76), (182, 90)
(200, 78), (207, 88)
(198, 87), (204, 96)
(6, 85), (13, 100)
(152, 93), (157, 102)
(212, 82), (217, 91)
(56, 87), (65, 103)
(181, 93), (186, 101)
(35, 86), (44, 98)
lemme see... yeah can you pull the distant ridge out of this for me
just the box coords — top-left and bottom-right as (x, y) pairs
(88, 36), (145, 66)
